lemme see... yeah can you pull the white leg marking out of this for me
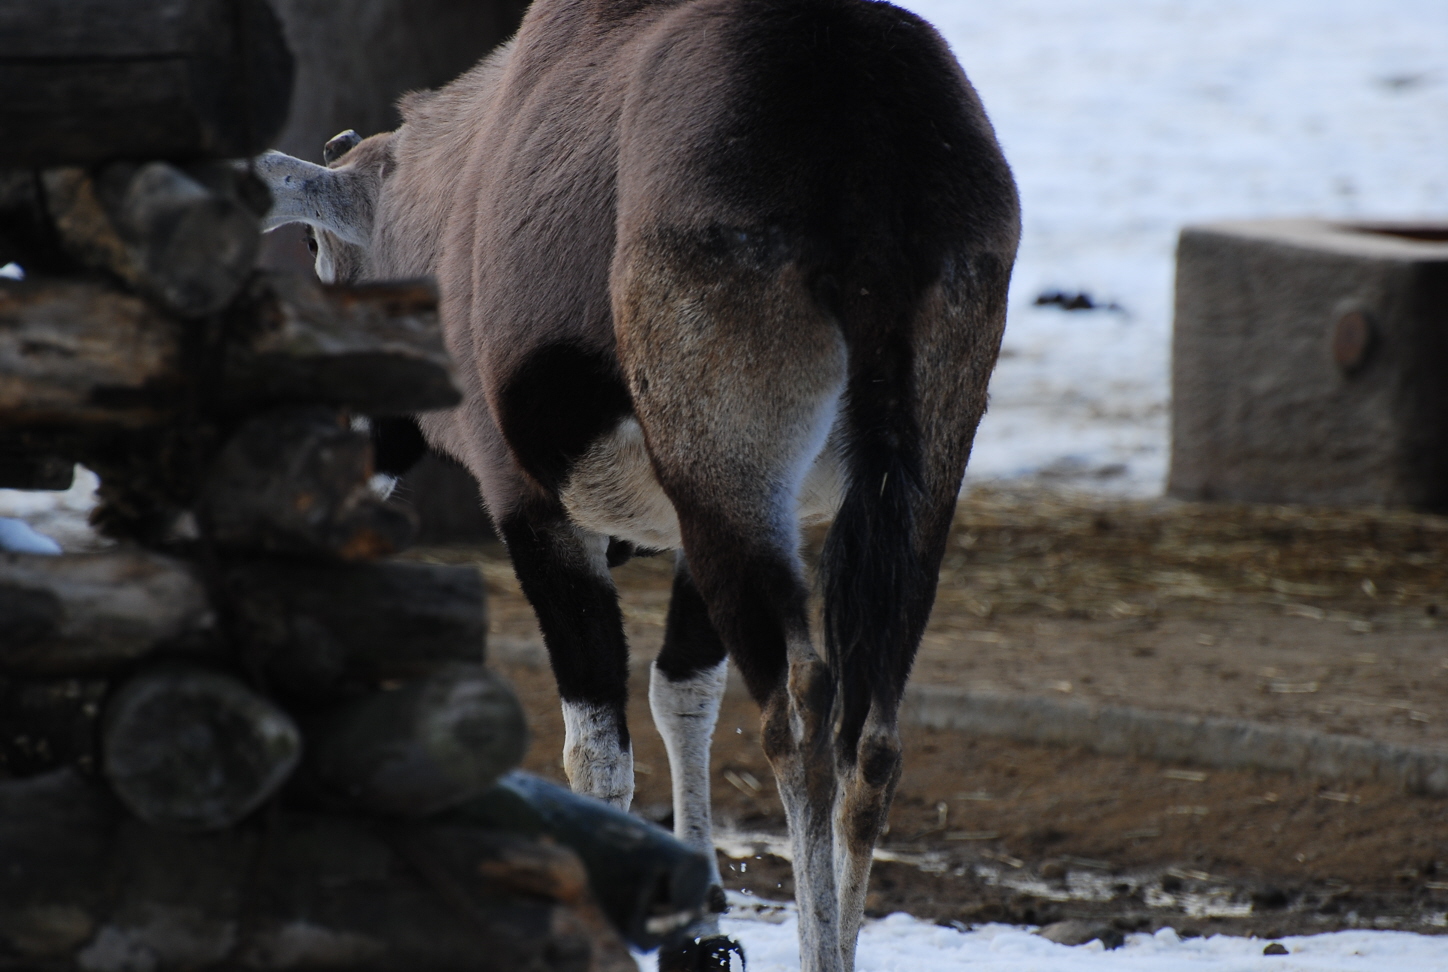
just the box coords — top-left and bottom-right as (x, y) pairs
(561, 700), (634, 810)
(649, 659), (727, 885)
(366, 473), (398, 500)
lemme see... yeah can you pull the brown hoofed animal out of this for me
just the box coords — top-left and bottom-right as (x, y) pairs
(257, 1), (1018, 968)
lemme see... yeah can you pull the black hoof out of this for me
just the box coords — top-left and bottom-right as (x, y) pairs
(657, 935), (745, 972)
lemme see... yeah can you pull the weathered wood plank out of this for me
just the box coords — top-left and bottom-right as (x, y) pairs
(0, 278), (184, 427)
(42, 163), (261, 318)
(0, 274), (460, 428)
(222, 557), (486, 697)
(0, 770), (635, 971)
(221, 274), (462, 414)
(0, 550), (213, 675)
(0, 0), (293, 166)
(200, 407), (417, 559)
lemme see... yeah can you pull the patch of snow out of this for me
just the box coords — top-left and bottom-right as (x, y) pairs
(0, 517), (62, 554)
(896, 0), (1448, 495)
(4, 2), (1443, 530)
(0, 466), (103, 552)
(635, 895), (1448, 972)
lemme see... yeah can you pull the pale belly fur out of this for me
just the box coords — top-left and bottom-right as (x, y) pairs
(559, 417), (846, 551)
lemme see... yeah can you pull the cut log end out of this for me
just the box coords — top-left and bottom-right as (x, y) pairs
(102, 666), (301, 831)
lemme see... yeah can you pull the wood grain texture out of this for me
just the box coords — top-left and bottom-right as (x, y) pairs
(43, 163), (261, 318)
(0, 273), (459, 430)
(101, 665), (301, 831)
(199, 407), (417, 559)
(0, 769), (635, 971)
(221, 273), (461, 414)
(0, 550), (212, 675)
(0, 278), (184, 427)
(302, 663), (528, 817)
(0, 0), (293, 166)
(222, 557), (486, 698)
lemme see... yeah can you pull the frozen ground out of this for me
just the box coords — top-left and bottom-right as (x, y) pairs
(904, 0), (1448, 496)
(636, 896), (1448, 972)
(0, 466), (101, 553)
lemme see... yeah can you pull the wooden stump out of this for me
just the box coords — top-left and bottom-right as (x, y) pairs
(101, 666), (301, 831)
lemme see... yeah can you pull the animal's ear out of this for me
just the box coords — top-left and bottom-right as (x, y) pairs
(323, 129), (362, 165)
(252, 150), (373, 246)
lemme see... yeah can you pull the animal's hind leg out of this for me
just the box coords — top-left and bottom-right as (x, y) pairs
(615, 236), (849, 972)
(827, 264), (1011, 970)
(499, 506), (634, 808)
(833, 706), (903, 970)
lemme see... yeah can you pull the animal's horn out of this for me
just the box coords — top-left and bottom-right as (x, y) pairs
(323, 129), (362, 165)
(251, 151), (372, 246)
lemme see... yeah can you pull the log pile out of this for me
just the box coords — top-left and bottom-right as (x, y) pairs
(0, 3), (709, 968)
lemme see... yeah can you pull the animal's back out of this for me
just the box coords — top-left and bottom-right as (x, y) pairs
(412, 0), (1017, 515)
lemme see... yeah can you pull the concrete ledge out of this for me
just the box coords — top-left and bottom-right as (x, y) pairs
(903, 684), (1448, 797)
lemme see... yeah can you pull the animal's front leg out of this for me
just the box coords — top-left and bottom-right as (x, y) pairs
(763, 646), (843, 972)
(561, 697), (634, 809)
(500, 512), (634, 809)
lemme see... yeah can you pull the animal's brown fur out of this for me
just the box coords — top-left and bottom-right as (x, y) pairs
(260, 3), (1019, 968)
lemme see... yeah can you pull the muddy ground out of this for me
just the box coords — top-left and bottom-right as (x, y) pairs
(405, 486), (1448, 940)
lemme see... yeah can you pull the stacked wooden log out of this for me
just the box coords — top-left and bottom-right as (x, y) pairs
(0, 3), (708, 969)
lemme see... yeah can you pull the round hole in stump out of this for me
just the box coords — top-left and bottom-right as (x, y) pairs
(1331, 310), (1374, 374)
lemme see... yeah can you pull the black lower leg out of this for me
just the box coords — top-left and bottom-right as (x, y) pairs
(499, 507), (629, 742)
(656, 557), (728, 679)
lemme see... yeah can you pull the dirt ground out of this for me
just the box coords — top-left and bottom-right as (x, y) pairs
(404, 485), (1448, 939)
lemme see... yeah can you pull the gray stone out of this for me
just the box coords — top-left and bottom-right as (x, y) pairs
(1037, 920), (1123, 949)
(1170, 220), (1448, 509)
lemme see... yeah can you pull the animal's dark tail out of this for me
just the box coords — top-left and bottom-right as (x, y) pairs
(819, 298), (937, 759)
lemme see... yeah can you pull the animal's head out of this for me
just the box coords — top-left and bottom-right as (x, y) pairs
(254, 129), (393, 283)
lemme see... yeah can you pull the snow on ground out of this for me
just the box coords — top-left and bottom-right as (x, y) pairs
(900, 0), (1448, 496)
(0, 466), (102, 553)
(636, 897), (1448, 972)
